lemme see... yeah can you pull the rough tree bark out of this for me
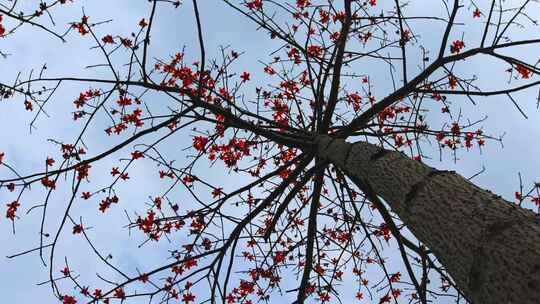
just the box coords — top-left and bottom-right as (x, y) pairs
(314, 135), (540, 304)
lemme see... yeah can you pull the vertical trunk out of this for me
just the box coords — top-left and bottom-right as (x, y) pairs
(315, 135), (540, 303)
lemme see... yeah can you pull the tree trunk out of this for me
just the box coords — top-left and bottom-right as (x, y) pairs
(314, 135), (540, 304)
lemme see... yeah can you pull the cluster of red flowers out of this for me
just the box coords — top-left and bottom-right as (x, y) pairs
(0, 15), (6, 36)
(75, 163), (92, 180)
(515, 183), (540, 206)
(121, 108), (144, 127)
(98, 195), (119, 213)
(248, 267), (281, 288)
(515, 64), (532, 79)
(62, 295), (77, 304)
(156, 52), (209, 91)
(333, 11), (347, 23)
(105, 108), (144, 136)
(117, 96), (132, 107)
(323, 227), (351, 243)
(374, 223), (392, 241)
(286, 47), (302, 65)
(279, 79), (301, 98)
(225, 280), (256, 303)
(136, 208), (185, 241)
(201, 138), (254, 167)
(448, 75), (458, 89)
(436, 127), (484, 150)
(72, 224), (83, 234)
(192, 136), (209, 152)
(245, 0), (262, 10)
(72, 15), (89, 36)
(270, 99), (291, 127)
(131, 150), (144, 160)
(464, 130), (485, 149)
(101, 34), (114, 44)
(182, 292), (196, 304)
(296, 0), (311, 9)
(240, 71), (250, 82)
(41, 177), (56, 189)
(346, 92), (363, 111)
(5, 201), (20, 221)
(114, 288), (126, 300)
(450, 40), (465, 54)
(263, 66), (275, 75)
(60, 143), (86, 160)
(24, 100), (33, 111)
(74, 89), (101, 109)
(137, 210), (157, 234)
(473, 8), (482, 18)
(390, 272), (402, 283)
(306, 45), (323, 58)
(377, 105), (411, 124)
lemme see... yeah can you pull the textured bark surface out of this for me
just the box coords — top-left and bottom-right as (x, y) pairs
(315, 135), (540, 304)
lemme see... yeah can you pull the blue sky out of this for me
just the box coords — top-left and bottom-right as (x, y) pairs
(1, 0), (540, 303)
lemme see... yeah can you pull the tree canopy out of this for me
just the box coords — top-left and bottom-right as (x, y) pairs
(1, 1), (540, 303)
